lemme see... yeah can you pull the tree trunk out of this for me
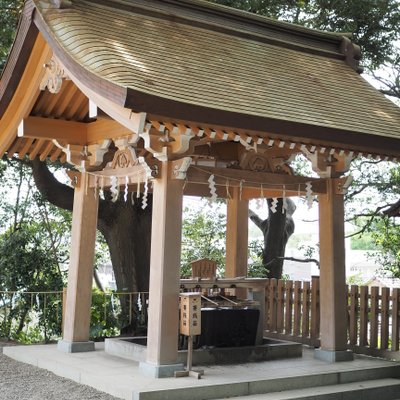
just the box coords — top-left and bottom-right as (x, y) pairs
(30, 159), (152, 333)
(97, 195), (152, 294)
(249, 198), (296, 279)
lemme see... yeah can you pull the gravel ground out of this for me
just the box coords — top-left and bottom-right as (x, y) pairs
(0, 342), (122, 400)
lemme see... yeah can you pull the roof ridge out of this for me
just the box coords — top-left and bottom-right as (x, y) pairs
(78, 0), (360, 68)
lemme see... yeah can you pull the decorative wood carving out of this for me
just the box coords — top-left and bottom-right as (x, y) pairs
(303, 149), (353, 178)
(172, 157), (192, 179)
(140, 123), (195, 161)
(40, 56), (69, 94)
(111, 147), (139, 169)
(239, 149), (293, 175)
(88, 140), (111, 166)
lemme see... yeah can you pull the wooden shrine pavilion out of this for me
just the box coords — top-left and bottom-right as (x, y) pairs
(1, 0), (400, 378)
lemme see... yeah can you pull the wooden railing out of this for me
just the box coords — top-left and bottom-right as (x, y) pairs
(264, 277), (320, 347)
(264, 277), (400, 358)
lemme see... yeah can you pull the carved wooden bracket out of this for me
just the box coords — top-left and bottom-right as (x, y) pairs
(40, 56), (69, 94)
(303, 149), (353, 178)
(66, 170), (81, 188)
(140, 123), (195, 161)
(171, 157), (192, 179)
(335, 175), (353, 195)
(88, 140), (112, 166)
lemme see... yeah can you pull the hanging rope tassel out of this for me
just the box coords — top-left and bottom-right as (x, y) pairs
(282, 185), (287, 214)
(136, 176), (141, 199)
(226, 180), (232, 199)
(94, 176), (99, 199)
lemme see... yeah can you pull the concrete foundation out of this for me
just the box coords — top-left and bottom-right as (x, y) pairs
(57, 339), (95, 353)
(139, 361), (184, 378)
(105, 336), (302, 365)
(314, 348), (354, 362)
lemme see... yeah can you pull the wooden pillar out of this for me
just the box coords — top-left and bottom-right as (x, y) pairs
(140, 161), (184, 378)
(226, 187), (249, 279)
(58, 172), (98, 353)
(315, 178), (352, 362)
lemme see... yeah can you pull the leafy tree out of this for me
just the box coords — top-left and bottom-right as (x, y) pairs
(211, 0), (400, 69)
(0, 159), (67, 341)
(1, 0), (399, 309)
(181, 200), (226, 277)
(0, 0), (23, 71)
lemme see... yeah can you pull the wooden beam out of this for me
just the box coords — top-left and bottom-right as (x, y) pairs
(39, 141), (55, 161)
(18, 116), (87, 145)
(17, 115), (136, 150)
(50, 146), (63, 162)
(29, 139), (46, 160)
(7, 138), (21, 159)
(183, 182), (302, 199)
(86, 118), (134, 144)
(186, 165), (327, 193)
(18, 138), (34, 159)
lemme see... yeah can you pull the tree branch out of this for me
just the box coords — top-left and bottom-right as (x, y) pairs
(265, 256), (320, 268)
(30, 158), (74, 211)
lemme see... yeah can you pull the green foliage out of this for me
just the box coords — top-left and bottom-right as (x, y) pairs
(248, 239), (268, 277)
(210, 0), (400, 69)
(368, 217), (400, 278)
(0, 0), (23, 71)
(90, 289), (120, 340)
(181, 200), (226, 277)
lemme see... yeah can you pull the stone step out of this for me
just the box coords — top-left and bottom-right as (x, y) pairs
(214, 378), (400, 400)
(133, 364), (400, 400)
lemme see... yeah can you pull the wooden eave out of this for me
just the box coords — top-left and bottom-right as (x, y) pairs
(0, 0), (39, 118)
(1, 0), (400, 164)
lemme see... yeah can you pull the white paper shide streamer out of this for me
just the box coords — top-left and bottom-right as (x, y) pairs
(142, 179), (149, 209)
(110, 176), (119, 202)
(270, 197), (278, 213)
(305, 181), (313, 209)
(124, 176), (129, 202)
(208, 174), (217, 202)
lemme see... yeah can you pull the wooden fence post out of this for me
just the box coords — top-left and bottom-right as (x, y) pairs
(302, 281), (311, 341)
(268, 279), (277, 332)
(392, 288), (400, 351)
(284, 280), (293, 334)
(381, 287), (390, 349)
(359, 285), (369, 347)
(370, 286), (379, 349)
(277, 280), (285, 334)
(349, 285), (359, 345)
(293, 281), (302, 337)
(310, 276), (320, 346)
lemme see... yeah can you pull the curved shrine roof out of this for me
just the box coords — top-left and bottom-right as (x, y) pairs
(31, 0), (400, 145)
(0, 0), (400, 160)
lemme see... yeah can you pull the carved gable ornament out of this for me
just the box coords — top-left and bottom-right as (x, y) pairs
(40, 56), (69, 94)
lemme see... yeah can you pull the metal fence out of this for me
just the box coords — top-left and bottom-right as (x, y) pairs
(0, 290), (149, 343)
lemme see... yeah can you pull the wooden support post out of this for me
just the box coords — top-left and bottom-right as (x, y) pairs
(226, 187), (248, 299)
(58, 172), (98, 353)
(139, 161), (184, 378)
(315, 178), (353, 362)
